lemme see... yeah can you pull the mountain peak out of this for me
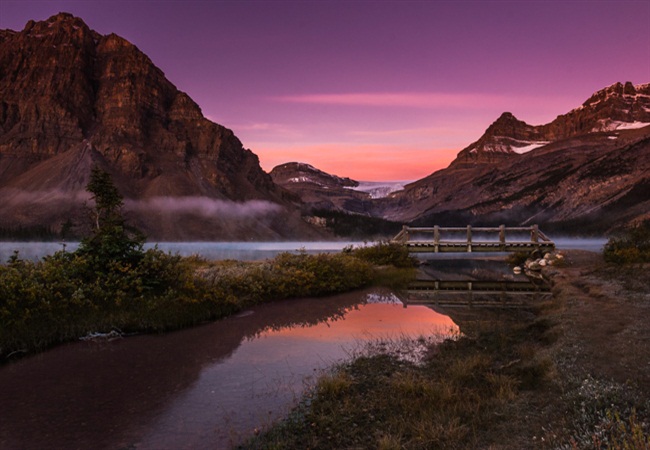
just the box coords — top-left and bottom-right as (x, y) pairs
(450, 81), (650, 167)
(20, 12), (93, 38)
(582, 81), (647, 107)
(0, 13), (322, 240)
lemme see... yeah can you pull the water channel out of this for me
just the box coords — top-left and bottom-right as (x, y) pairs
(0, 287), (456, 449)
(0, 240), (601, 448)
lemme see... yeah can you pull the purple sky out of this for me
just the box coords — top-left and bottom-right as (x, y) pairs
(2, 1), (649, 180)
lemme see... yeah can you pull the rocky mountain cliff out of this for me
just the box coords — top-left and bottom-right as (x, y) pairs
(0, 13), (322, 240)
(278, 82), (650, 234)
(452, 82), (650, 166)
(384, 82), (650, 232)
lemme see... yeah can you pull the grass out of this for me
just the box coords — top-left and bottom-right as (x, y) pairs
(0, 243), (416, 361)
(242, 315), (556, 449)
(603, 220), (650, 264)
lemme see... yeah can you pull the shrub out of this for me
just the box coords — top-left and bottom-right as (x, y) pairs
(603, 220), (650, 264)
(348, 241), (417, 268)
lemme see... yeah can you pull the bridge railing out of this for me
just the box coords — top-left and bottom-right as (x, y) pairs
(392, 225), (554, 253)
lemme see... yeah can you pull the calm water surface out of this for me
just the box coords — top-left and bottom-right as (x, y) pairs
(0, 241), (363, 262)
(0, 288), (455, 449)
(0, 238), (607, 263)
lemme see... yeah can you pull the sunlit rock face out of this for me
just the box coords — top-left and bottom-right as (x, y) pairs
(0, 13), (321, 240)
(452, 82), (650, 166)
(385, 82), (650, 233)
(274, 82), (650, 233)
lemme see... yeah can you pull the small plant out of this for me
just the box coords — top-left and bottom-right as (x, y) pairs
(350, 241), (417, 268)
(604, 220), (650, 264)
(506, 251), (529, 266)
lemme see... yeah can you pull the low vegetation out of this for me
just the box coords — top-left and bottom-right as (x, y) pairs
(0, 168), (413, 361)
(243, 316), (556, 449)
(603, 219), (650, 264)
(346, 240), (418, 268)
(310, 209), (403, 238)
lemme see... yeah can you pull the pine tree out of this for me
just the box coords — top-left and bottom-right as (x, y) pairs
(77, 166), (145, 266)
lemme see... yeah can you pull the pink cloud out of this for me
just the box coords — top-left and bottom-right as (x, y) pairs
(271, 92), (563, 111)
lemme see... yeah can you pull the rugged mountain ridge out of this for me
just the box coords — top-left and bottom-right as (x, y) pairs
(0, 13), (321, 240)
(276, 82), (650, 233)
(452, 82), (650, 166)
(270, 162), (373, 215)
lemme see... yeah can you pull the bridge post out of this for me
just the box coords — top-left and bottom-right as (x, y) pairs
(434, 225), (440, 253)
(499, 224), (506, 251)
(531, 224), (539, 243)
(467, 225), (472, 253)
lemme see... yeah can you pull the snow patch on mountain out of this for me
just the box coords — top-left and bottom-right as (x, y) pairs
(511, 141), (551, 154)
(350, 181), (410, 199)
(592, 120), (650, 132)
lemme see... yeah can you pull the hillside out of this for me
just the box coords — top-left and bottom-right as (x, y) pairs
(0, 13), (322, 241)
(276, 82), (650, 234)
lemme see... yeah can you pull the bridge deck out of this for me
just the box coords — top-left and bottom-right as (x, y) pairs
(393, 225), (555, 253)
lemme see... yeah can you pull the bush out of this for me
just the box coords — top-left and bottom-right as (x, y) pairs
(348, 241), (417, 268)
(603, 220), (650, 264)
(201, 251), (375, 306)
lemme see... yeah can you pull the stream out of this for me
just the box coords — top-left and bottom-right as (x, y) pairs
(0, 240), (590, 448)
(0, 288), (456, 449)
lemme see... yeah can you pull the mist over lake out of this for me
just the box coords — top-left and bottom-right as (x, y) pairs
(0, 238), (607, 263)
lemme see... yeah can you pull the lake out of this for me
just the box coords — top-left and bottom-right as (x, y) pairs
(0, 238), (607, 262)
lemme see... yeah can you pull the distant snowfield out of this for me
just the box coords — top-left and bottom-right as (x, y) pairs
(511, 141), (550, 154)
(350, 181), (411, 199)
(593, 120), (650, 132)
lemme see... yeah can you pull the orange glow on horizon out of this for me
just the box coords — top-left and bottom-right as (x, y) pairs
(255, 144), (460, 181)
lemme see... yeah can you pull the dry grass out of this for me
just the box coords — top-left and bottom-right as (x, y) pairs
(244, 251), (650, 449)
(242, 312), (556, 449)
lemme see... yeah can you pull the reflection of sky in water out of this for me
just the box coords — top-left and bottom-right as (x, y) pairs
(137, 299), (455, 449)
(0, 288), (455, 450)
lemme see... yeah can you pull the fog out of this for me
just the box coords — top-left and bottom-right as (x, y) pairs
(124, 196), (283, 219)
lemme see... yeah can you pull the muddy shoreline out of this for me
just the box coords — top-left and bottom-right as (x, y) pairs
(243, 250), (650, 449)
(495, 249), (650, 448)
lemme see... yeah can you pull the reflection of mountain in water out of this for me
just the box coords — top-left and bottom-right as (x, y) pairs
(0, 289), (369, 449)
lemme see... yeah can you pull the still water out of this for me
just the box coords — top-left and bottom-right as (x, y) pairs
(0, 288), (456, 449)
(0, 238), (607, 262)
(0, 241), (363, 262)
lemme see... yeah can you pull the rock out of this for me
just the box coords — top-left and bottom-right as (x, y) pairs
(0, 13), (323, 240)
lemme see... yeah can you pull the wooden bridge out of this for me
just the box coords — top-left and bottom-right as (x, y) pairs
(402, 279), (552, 307)
(391, 225), (555, 253)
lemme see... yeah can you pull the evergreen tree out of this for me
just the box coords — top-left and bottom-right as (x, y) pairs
(76, 166), (145, 265)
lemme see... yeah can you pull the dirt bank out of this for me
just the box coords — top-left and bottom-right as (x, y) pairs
(497, 250), (650, 448)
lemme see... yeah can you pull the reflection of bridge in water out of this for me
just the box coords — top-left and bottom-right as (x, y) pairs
(402, 279), (552, 307)
(400, 257), (552, 308)
(392, 225), (555, 253)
